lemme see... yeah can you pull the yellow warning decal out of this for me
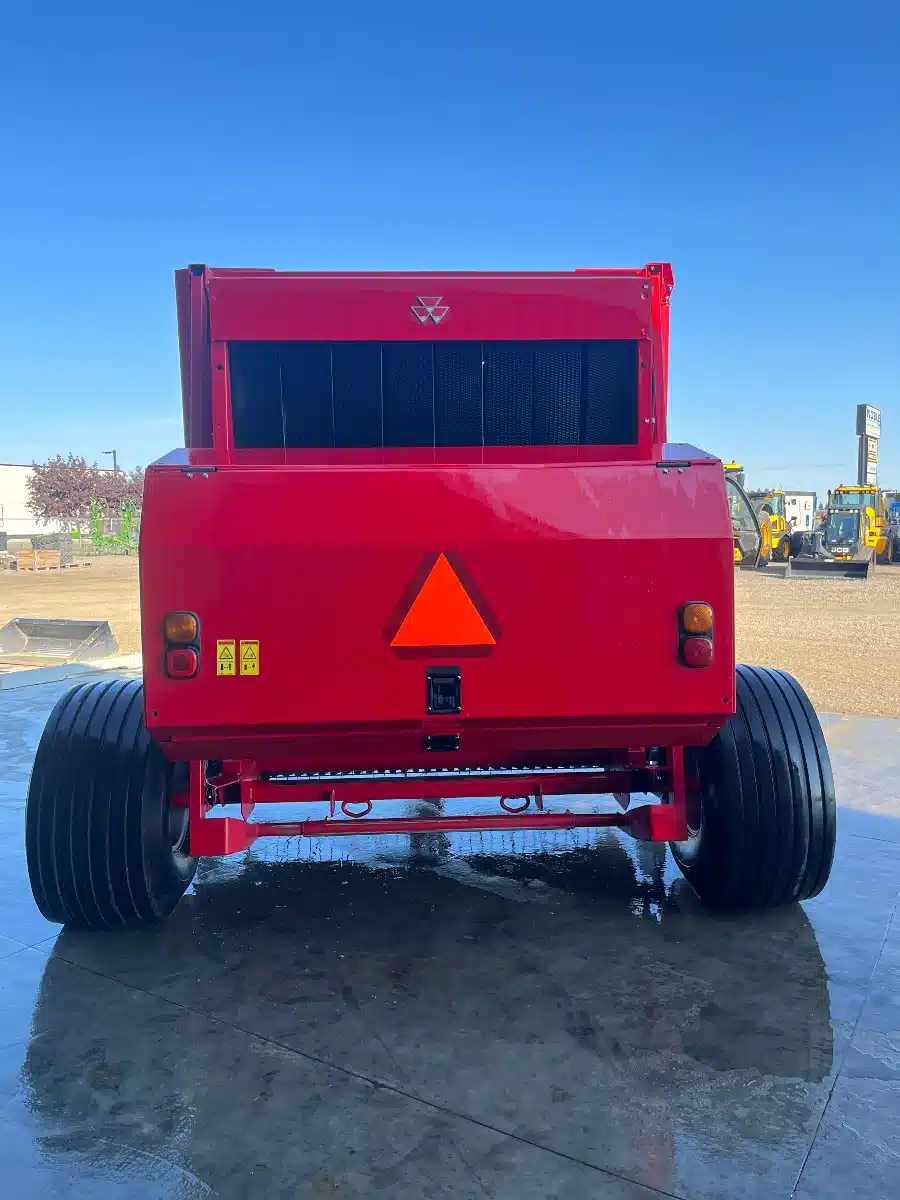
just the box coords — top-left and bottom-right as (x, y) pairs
(240, 639), (259, 676)
(216, 640), (236, 676)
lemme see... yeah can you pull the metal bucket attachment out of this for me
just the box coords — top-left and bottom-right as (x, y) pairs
(0, 618), (118, 663)
(789, 555), (873, 580)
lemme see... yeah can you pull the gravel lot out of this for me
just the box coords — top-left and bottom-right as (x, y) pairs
(0, 556), (142, 663)
(2, 556), (898, 716)
(735, 564), (900, 717)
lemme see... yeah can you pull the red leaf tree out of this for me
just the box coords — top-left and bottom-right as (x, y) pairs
(122, 467), (145, 506)
(27, 456), (145, 532)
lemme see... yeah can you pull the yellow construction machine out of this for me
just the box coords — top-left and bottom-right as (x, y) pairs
(792, 485), (895, 579)
(828, 486), (894, 562)
(723, 463), (767, 567)
(745, 488), (800, 563)
(723, 464), (797, 564)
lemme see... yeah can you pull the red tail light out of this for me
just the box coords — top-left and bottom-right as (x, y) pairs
(679, 602), (714, 668)
(682, 636), (713, 668)
(166, 647), (199, 679)
(164, 610), (200, 678)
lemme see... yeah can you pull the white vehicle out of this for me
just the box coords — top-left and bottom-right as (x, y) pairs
(784, 491), (817, 535)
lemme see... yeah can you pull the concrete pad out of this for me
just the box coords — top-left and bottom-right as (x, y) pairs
(0, 652), (141, 692)
(0, 684), (898, 1197)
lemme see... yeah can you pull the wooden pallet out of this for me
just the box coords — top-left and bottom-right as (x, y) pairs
(13, 552), (92, 572)
(17, 551), (60, 570)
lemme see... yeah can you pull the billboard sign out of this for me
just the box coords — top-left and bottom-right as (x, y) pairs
(856, 404), (881, 439)
(866, 436), (879, 485)
(857, 434), (879, 487)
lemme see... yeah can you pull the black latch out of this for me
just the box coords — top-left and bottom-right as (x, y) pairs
(426, 667), (461, 715)
(425, 734), (460, 752)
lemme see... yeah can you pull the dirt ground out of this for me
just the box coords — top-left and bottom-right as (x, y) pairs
(0, 557), (142, 659)
(2, 556), (899, 716)
(734, 565), (900, 716)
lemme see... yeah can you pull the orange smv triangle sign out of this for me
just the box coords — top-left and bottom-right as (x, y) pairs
(391, 555), (495, 649)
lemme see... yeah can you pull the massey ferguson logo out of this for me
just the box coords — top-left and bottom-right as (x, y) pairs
(410, 296), (449, 325)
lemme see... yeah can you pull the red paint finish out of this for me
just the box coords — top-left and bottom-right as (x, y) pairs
(185, 754), (689, 854)
(188, 804), (684, 858)
(175, 263), (673, 451)
(175, 267), (213, 449)
(150, 262), (732, 856)
(141, 456), (734, 763)
(244, 769), (660, 806)
(208, 271), (652, 343)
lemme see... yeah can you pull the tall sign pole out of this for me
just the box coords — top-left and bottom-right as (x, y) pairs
(856, 405), (881, 487)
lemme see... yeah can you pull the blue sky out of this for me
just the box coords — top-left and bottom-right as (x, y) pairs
(2, 1), (898, 500)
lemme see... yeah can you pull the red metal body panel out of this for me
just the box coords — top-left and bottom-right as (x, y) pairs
(175, 264), (673, 453)
(141, 455), (733, 766)
(157, 262), (724, 854)
(175, 267), (213, 449)
(207, 272), (651, 342)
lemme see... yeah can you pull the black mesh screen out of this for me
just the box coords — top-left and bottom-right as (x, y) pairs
(230, 340), (639, 449)
(434, 343), (483, 446)
(383, 342), (434, 447)
(534, 345), (582, 444)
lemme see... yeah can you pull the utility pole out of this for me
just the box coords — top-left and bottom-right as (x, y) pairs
(103, 449), (118, 473)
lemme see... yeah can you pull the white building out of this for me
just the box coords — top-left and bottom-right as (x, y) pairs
(0, 464), (67, 538)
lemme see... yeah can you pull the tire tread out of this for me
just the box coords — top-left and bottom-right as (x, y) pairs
(671, 665), (836, 910)
(25, 678), (196, 929)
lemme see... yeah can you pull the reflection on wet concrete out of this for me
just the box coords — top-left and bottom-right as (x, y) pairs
(16, 841), (836, 1197)
(0, 683), (898, 1198)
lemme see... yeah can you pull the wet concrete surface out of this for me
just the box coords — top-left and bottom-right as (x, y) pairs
(0, 679), (898, 1198)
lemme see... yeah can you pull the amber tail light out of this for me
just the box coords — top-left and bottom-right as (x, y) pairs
(164, 612), (200, 678)
(679, 603), (713, 668)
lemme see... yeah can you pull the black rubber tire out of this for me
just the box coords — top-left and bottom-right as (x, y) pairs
(671, 665), (836, 910)
(789, 530), (805, 559)
(776, 534), (791, 562)
(25, 678), (196, 929)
